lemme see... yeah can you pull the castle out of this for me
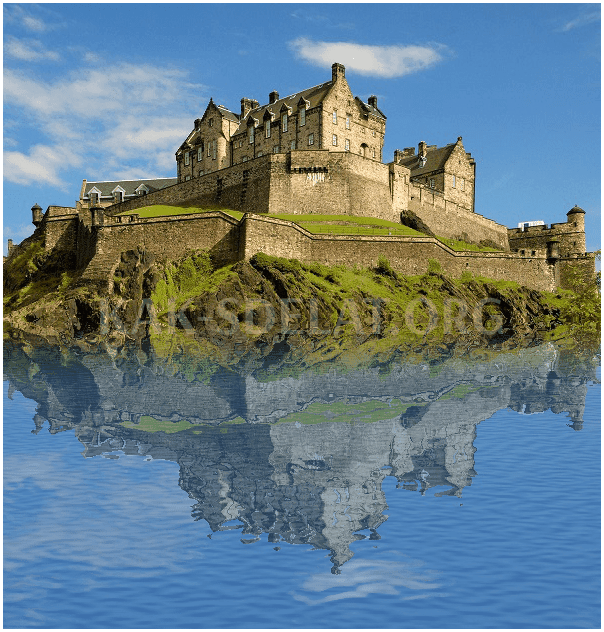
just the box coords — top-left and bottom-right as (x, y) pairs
(9, 63), (593, 293)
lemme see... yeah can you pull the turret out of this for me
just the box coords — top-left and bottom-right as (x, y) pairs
(566, 205), (586, 255)
(567, 205), (586, 231)
(31, 203), (43, 226)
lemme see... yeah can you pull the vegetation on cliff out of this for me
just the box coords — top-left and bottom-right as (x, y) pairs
(4, 244), (599, 368)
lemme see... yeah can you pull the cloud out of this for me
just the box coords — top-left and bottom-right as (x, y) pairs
(289, 38), (447, 78)
(559, 11), (600, 32)
(290, 557), (445, 604)
(3, 63), (205, 186)
(4, 36), (60, 61)
(3, 4), (61, 33)
(4, 143), (81, 189)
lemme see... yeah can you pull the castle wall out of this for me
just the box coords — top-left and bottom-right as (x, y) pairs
(408, 183), (509, 249)
(42, 206), (79, 252)
(508, 220), (586, 258)
(82, 212), (240, 283)
(238, 215), (557, 292)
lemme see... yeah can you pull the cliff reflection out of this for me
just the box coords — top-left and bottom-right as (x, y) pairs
(3, 342), (596, 573)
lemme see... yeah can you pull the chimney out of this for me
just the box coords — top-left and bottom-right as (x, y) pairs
(331, 62), (345, 82)
(7, 239), (13, 255)
(269, 90), (279, 104)
(403, 147), (415, 157)
(241, 98), (259, 118)
(418, 141), (427, 159)
(31, 203), (43, 226)
(368, 95), (378, 109)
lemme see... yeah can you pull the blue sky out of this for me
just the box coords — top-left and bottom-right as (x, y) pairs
(3, 3), (601, 252)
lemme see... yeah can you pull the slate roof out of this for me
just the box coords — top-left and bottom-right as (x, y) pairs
(231, 81), (335, 136)
(397, 143), (457, 177)
(83, 178), (177, 199)
(216, 104), (239, 123)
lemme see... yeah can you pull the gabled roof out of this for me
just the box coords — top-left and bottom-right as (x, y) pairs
(82, 178), (177, 198)
(216, 104), (239, 123)
(232, 81), (334, 136)
(397, 144), (457, 176)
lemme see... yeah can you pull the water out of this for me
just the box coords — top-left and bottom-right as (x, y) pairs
(3, 342), (600, 628)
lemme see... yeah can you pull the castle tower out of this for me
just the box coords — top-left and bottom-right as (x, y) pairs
(331, 62), (345, 82)
(566, 205), (586, 255)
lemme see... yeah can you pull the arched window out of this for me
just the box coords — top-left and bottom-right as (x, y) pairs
(361, 143), (368, 158)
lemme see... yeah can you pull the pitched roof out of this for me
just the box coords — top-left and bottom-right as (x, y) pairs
(397, 143), (456, 176)
(83, 177), (177, 198)
(216, 104), (239, 123)
(232, 81), (334, 136)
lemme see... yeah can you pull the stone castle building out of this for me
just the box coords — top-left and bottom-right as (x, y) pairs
(9, 62), (593, 293)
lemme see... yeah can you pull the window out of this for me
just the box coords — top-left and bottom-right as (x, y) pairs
(290, 140), (296, 150)
(207, 143), (211, 157)
(429, 178), (435, 189)
(333, 111), (337, 124)
(332, 134), (337, 146)
(372, 130), (376, 137)
(198, 147), (203, 161)
(184, 151), (190, 166)
(265, 119), (271, 138)
(185, 175), (191, 181)
(208, 118), (213, 127)
(452, 175), (456, 188)
(300, 107), (306, 127)
(372, 148), (376, 158)
(249, 127), (254, 144)
(345, 139), (350, 151)
(212, 140), (217, 160)
(282, 113), (288, 132)
(345, 116), (350, 129)
(308, 134), (314, 146)
(273, 145), (280, 153)
(89, 191), (99, 204)
(114, 190), (124, 202)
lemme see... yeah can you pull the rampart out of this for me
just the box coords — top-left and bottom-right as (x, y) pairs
(104, 151), (508, 244)
(408, 183), (509, 249)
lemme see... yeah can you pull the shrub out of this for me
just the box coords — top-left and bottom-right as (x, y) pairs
(428, 259), (442, 274)
(376, 255), (394, 276)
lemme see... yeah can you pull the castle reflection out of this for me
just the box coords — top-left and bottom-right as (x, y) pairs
(4, 341), (595, 573)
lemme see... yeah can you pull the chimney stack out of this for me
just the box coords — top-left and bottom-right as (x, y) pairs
(331, 62), (345, 82)
(269, 90), (279, 104)
(368, 95), (378, 109)
(241, 98), (259, 119)
(418, 141), (427, 159)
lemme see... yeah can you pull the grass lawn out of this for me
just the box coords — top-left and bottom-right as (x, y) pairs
(117, 205), (243, 220)
(116, 206), (500, 251)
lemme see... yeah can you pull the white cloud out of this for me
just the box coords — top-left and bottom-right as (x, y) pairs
(4, 36), (60, 62)
(3, 63), (205, 186)
(290, 557), (445, 604)
(559, 11), (600, 32)
(4, 143), (81, 188)
(289, 38), (447, 78)
(3, 5), (64, 33)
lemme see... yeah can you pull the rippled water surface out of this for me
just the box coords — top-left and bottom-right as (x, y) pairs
(3, 343), (600, 628)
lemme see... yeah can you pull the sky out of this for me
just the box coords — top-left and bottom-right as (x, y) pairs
(3, 2), (601, 253)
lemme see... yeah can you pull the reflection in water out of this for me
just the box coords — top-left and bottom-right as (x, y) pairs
(3, 341), (595, 574)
